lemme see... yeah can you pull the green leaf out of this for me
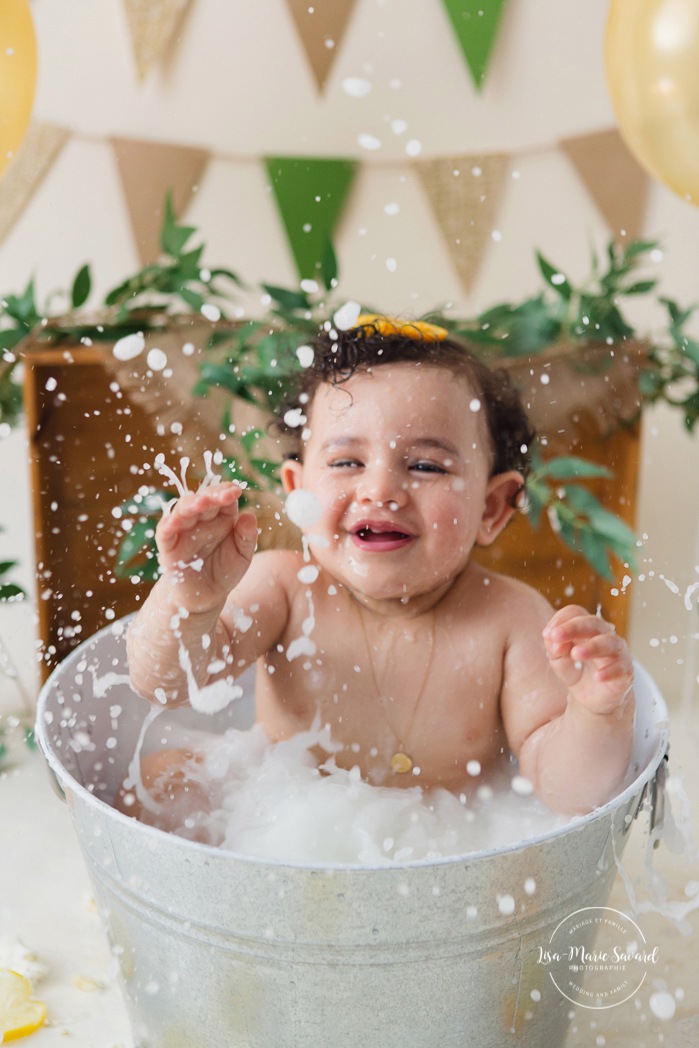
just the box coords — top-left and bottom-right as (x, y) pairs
(580, 529), (612, 580)
(535, 456), (613, 481)
(261, 284), (310, 311)
(561, 483), (609, 515)
(622, 239), (659, 259)
(207, 266), (244, 288)
(586, 504), (638, 548)
(622, 279), (657, 296)
(70, 264), (92, 310)
(0, 583), (25, 601)
(536, 252), (572, 300)
(196, 363), (256, 401)
(178, 287), (206, 313)
(160, 192), (197, 258)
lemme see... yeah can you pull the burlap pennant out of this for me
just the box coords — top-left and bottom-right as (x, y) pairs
(283, 0), (358, 92)
(440, 0), (509, 91)
(416, 153), (509, 295)
(265, 156), (357, 280)
(560, 129), (650, 241)
(0, 121), (69, 245)
(112, 137), (209, 264)
(123, 0), (191, 81)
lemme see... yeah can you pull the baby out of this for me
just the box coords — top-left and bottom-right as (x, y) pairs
(124, 316), (635, 822)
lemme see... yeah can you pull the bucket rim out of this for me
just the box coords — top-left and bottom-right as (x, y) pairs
(35, 620), (670, 873)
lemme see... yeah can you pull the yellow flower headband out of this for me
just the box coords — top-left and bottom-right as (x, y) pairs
(353, 313), (448, 342)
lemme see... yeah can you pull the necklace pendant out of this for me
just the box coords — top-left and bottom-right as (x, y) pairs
(390, 751), (413, 774)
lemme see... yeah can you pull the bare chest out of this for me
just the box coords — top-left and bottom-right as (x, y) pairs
(255, 605), (507, 789)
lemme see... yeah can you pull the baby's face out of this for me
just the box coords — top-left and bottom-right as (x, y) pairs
(282, 364), (515, 606)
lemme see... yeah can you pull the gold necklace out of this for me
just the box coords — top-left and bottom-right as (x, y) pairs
(355, 604), (436, 774)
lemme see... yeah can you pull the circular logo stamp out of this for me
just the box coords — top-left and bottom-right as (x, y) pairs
(536, 906), (659, 1009)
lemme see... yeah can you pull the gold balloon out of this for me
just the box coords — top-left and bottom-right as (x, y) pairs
(0, 0), (38, 177)
(605, 0), (699, 205)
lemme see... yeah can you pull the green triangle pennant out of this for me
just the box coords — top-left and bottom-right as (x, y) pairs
(265, 156), (357, 281)
(441, 0), (508, 91)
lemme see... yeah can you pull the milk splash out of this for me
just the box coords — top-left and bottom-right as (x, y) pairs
(164, 720), (569, 865)
(284, 489), (323, 661)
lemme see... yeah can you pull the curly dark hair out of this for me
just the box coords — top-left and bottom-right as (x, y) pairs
(276, 321), (535, 481)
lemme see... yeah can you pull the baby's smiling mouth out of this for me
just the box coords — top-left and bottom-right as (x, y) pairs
(350, 521), (415, 551)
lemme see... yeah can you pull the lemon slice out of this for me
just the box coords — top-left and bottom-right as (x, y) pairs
(0, 969), (47, 1041)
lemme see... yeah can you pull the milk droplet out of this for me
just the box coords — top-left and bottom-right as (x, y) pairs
(343, 77), (372, 97)
(296, 344), (315, 368)
(497, 893), (515, 916)
(113, 332), (145, 361)
(297, 565), (319, 584)
(147, 348), (168, 371)
(333, 300), (361, 331)
(466, 760), (481, 777)
(511, 775), (534, 796)
(649, 991), (676, 1020)
(201, 303), (221, 322)
(469, 398), (481, 413)
(284, 408), (307, 428)
(524, 877), (537, 895)
(285, 489), (323, 529)
(358, 133), (381, 151)
(405, 139), (422, 157)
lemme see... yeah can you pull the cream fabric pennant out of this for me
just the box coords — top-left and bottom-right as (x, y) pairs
(283, 0), (358, 92)
(123, 0), (191, 81)
(0, 121), (69, 245)
(112, 137), (209, 264)
(416, 153), (509, 295)
(561, 129), (649, 241)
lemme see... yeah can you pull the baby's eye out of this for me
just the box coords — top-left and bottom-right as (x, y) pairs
(329, 458), (362, 469)
(409, 461), (448, 474)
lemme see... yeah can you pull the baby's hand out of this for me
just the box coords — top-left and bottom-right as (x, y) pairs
(155, 482), (258, 614)
(542, 605), (634, 716)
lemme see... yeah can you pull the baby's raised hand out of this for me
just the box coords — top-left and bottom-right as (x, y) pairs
(155, 482), (258, 613)
(542, 605), (634, 715)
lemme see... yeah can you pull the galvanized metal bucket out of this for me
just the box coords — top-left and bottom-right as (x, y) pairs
(36, 619), (669, 1048)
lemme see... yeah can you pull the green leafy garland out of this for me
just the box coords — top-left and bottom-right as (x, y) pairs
(2, 197), (699, 597)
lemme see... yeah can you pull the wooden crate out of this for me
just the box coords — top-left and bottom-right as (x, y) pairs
(473, 422), (640, 629)
(22, 331), (644, 679)
(22, 321), (293, 679)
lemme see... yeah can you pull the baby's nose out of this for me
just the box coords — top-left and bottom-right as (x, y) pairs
(358, 465), (407, 505)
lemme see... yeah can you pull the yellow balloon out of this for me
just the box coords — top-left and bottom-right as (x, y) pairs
(605, 0), (699, 205)
(0, 0), (38, 177)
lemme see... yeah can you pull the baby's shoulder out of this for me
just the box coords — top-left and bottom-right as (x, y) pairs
(459, 563), (553, 621)
(248, 547), (307, 585)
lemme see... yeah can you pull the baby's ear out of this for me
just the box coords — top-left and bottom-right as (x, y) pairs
(280, 458), (304, 494)
(476, 471), (523, 546)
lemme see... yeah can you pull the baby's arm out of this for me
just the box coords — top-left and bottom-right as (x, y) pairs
(126, 482), (291, 706)
(501, 599), (635, 815)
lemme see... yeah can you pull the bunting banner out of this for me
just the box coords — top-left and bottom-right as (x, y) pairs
(560, 129), (650, 242)
(283, 0), (359, 92)
(0, 121), (69, 245)
(111, 136), (209, 264)
(0, 124), (653, 292)
(440, 0), (509, 91)
(416, 153), (510, 294)
(122, 0), (192, 81)
(264, 156), (357, 280)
